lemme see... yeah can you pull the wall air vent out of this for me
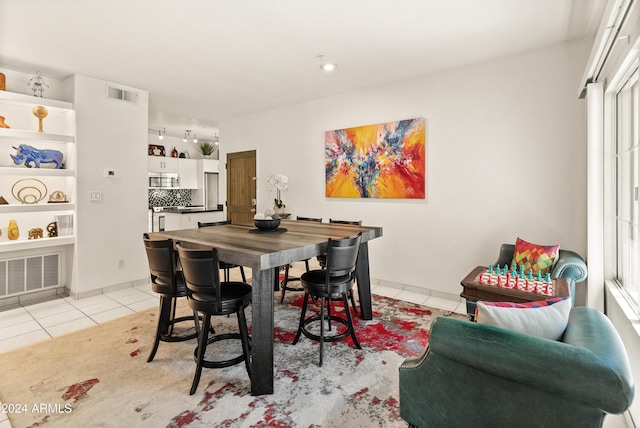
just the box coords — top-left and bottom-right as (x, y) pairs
(1, 253), (60, 297)
(106, 85), (138, 104)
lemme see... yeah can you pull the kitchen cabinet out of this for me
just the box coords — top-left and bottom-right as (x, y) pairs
(162, 211), (226, 231)
(200, 159), (219, 173)
(148, 156), (178, 172)
(178, 158), (198, 189)
(0, 90), (77, 298)
(196, 159), (219, 189)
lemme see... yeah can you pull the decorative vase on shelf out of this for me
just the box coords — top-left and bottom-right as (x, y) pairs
(0, 116), (9, 128)
(8, 220), (19, 240)
(32, 105), (48, 133)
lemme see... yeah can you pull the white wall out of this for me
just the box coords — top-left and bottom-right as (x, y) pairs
(71, 75), (149, 297)
(220, 38), (591, 299)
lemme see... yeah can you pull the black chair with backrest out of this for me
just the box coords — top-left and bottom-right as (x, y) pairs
(176, 243), (252, 395)
(198, 221), (247, 282)
(292, 232), (362, 366)
(316, 219), (362, 268)
(316, 219), (362, 310)
(279, 216), (323, 303)
(142, 233), (199, 363)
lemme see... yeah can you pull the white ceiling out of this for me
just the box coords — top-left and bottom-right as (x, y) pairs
(0, 0), (605, 138)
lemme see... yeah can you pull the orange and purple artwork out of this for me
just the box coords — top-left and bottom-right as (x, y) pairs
(325, 117), (426, 198)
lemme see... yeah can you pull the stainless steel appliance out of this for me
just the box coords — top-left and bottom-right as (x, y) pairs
(204, 172), (219, 210)
(148, 172), (180, 189)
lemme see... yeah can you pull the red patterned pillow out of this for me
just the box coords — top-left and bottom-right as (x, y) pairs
(511, 237), (559, 276)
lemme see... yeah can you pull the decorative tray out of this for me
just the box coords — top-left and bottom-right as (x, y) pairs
(248, 228), (287, 234)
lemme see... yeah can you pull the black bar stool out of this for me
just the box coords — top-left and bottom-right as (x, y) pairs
(280, 216), (322, 303)
(198, 220), (247, 282)
(316, 219), (362, 311)
(292, 232), (362, 366)
(142, 233), (200, 363)
(176, 243), (252, 395)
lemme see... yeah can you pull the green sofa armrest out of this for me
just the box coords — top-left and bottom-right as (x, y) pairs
(401, 309), (633, 414)
(563, 307), (634, 412)
(553, 249), (587, 283)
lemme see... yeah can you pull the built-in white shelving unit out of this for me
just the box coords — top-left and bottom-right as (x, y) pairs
(0, 90), (76, 298)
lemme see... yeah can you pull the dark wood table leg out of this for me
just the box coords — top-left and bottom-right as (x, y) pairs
(250, 268), (275, 395)
(356, 242), (373, 320)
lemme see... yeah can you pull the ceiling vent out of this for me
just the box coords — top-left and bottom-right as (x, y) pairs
(106, 85), (138, 104)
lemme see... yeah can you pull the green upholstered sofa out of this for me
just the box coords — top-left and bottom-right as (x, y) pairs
(465, 244), (588, 317)
(399, 307), (634, 428)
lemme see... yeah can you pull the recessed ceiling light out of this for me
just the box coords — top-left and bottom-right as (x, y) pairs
(317, 54), (337, 72)
(320, 63), (337, 72)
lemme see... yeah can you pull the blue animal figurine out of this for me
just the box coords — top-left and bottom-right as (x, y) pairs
(10, 144), (64, 169)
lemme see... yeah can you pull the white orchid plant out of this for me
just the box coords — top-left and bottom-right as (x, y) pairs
(267, 173), (288, 208)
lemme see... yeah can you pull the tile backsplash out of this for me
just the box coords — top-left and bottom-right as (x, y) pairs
(148, 189), (192, 208)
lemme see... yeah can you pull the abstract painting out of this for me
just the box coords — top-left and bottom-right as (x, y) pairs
(325, 117), (426, 198)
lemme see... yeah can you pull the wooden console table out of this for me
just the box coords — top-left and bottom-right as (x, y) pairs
(460, 266), (569, 317)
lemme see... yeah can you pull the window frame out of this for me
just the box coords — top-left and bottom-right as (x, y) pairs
(610, 59), (640, 314)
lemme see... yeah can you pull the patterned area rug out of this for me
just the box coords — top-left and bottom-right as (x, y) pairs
(0, 292), (465, 427)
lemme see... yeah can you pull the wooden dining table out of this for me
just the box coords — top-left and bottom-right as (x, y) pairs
(152, 219), (383, 395)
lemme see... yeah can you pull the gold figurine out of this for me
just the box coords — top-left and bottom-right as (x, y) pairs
(32, 105), (48, 132)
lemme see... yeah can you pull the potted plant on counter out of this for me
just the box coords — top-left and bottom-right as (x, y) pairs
(199, 142), (215, 159)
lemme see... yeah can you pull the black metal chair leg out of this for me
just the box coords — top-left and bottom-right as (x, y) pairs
(319, 296), (325, 366)
(147, 297), (165, 362)
(193, 309), (201, 338)
(168, 296), (177, 336)
(293, 293), (309, 345)
(190, 314), (211, 395)
(349, 290), (358, 313)
(237, 309), (252, 378)
(239, 266), (246, 283)
(280, 266), (289, 303)
(343, 293), (361, 349)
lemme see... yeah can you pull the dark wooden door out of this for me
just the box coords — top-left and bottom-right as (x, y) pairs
(227, 150), (256, 224)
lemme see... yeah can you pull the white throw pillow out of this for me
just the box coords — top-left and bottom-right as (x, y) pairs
(475, 297), (571, 341)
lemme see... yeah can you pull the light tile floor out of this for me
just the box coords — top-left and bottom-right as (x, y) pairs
(0, 264), (630, 428)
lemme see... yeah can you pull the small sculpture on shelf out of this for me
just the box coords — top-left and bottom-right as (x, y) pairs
(27, 71), (49, 97)
(7, 220), (19, 240)
(10, 144), (64, 169)
(32, 105), (48, 132)
(47, 221), (58, 237)
(0, 196), (8, 205)
(48, 190), (69, 203)
(28, 228), (43, 240)
(11, 178), (47, 204)
(0, 115), (9, 128)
